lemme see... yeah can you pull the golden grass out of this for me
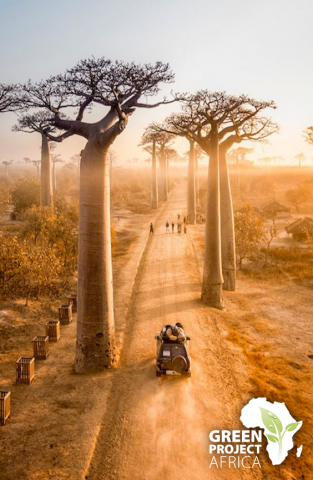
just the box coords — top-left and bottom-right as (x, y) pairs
(226, 323), (312, 479)
(240, 246), (313, 283)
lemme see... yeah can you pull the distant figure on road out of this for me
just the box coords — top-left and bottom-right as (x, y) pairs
(171, 221), (175, 233)
(150, 222), (154, 234)
(183, 216), (186, 224)
(177, 214), (180, 220)
(166, 221), (170, 233)
(184, 225), (187, 234)
(178, 222), (182, 234)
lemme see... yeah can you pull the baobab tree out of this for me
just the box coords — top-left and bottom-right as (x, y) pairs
(13, 112), (62, 206)
(23, 157), (40, 177)
(257, 155), (284, 166)
(184, 142), (205, 222)
(31, 160), (41, 178)
(157, 132), (174, 202)
(218, 117), (277, 289)
(184, 143), (205, 208)
(157, 91), (277, 305)
(141, 126), (174, 203)
(228, 147), (253, 194)
(295, 153), (305, 168)
(164, 145), (178, 193)
(51, 153), (64, 193)
(140, 130), (159, 209)
(2, 159), (14, 176)
(66, 153), (81, 180)
(0, 84), (19, 178)
(194, 143), (205, 206)
(155, 118), (199, 225)
(17, 57), (175, 371)
(304, 126), (313, 144)
(258, 156), (272, 166)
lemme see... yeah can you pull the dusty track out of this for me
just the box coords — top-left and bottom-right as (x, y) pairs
(87, 185), (262, 480)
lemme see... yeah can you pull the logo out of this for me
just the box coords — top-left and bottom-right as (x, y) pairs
(240, 398), (302, 465)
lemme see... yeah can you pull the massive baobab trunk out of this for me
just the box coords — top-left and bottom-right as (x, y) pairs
(220, 146), (236, 291)
(195, 151), (200, 206)
(236, 154), (240, 194)
(52, 161), (56, 194)
(40, 134), (53, 207)
(201, 128), (224, 308)
(187, 140), (196, 224)
(75, 139), (115, 372)
(159, 144), (168, 201)
(151, 139), (158, 209)
(166, 152), (170, 193)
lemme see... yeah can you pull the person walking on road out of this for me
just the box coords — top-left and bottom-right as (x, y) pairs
(177, 222), (182, 234)
(184, 225), (187, 234)
(171, 221), (175, 233)
(166, 221), (170, 233)
(150, 222), (154, 234)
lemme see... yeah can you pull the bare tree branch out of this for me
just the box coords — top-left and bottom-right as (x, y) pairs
(0, 83), (19, 112)
(15, 57), (176, 149)
(155, 90), (278, 154)
(304, 126), (313, 145)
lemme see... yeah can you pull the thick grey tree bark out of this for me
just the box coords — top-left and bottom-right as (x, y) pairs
(40, 134), (53, 207)
(151, 139), (158, 209)
(220, 146), (236, 291)
(187, 140), (196, 224)
(75, 139), (115, 372)
(201, 127), (224, 308)
(159, 144), (168, 201)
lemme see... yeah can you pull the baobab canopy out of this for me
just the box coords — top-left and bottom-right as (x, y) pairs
(154, 90), (278, 153)
(16, 57), (176, 143)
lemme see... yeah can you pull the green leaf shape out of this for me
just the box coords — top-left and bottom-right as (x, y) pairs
(259, 407), (282, 433)
(266, 434), (279, 443)
(285, 422), (300, 432)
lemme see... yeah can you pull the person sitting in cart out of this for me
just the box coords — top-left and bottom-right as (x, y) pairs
(162, 323), (186, 343)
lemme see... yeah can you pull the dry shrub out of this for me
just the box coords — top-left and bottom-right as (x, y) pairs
(226, 323), (312, 478)
(239, 246), (313, 283)
(112, 168), (150, 213)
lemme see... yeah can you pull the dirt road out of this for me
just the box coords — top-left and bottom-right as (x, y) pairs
(2, 182), (308, 479)
(87, 185), (262, 480)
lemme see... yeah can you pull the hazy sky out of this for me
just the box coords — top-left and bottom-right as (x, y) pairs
(0, 0), (313, 166)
